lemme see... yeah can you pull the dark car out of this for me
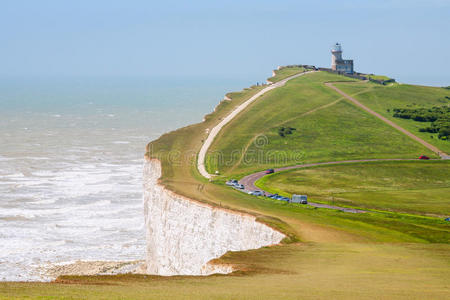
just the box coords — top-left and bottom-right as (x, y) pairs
(226, 179), (238, 186)
(419, 155), (430, 160)
(265, 168), (275, 174)
(249, 190), (264, 196)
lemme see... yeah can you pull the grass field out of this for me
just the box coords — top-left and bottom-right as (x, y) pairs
(334, 81), (450, 154)
(3, 70), (449, 299)
(206, 72), (436, 175)
(367, 74), (392, 81)
(2, 243), (449, 299)
(256, 160), (450, 216)
(267, 66), (305, 83)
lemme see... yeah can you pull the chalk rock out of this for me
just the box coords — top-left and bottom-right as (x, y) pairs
(143, 159), (285, 275)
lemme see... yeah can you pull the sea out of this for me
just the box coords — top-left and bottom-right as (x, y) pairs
(0, 76), (251, 281)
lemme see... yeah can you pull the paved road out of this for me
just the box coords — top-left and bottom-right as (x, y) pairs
(197, 71), (317, 179)
(239, 159), (420, 214)
(326, 82), (448, 159)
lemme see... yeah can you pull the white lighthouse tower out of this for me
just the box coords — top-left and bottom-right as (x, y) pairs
(330, 42), (354, 74)
(331, 43), (343, 71)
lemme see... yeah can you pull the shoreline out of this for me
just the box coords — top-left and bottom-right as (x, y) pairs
(2, 67), (297, 282)
(42, 260), (146, 281)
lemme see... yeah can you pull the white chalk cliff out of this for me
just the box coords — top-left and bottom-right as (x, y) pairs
(143, 158), (285, 275)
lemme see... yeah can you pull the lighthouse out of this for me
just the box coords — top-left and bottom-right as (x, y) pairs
(331, 43), (354, 74)
(331, 43), (343, 70)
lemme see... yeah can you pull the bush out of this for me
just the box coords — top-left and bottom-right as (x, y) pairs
(393, 105), (450, 140)
(278, 126), (296, 137)
(438, 126), (450, 140)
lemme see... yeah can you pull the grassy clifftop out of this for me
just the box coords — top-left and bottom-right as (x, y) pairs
(257, 160), (450, 216)
(3, 69), (449, 299)
(205, 72), (438, 175)
(267, 65), (306, 83)
(142, 70), (449, 297)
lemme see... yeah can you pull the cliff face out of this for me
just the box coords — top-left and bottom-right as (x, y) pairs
(143, 159), (285, 275)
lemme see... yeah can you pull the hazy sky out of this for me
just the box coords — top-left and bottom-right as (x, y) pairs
(1, 0), (449, 86)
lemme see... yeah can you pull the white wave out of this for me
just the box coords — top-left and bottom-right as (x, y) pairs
(24, 157), (49, 160)
(0, 126), (147, 281)
(112, 141), (130, 144)
(32, 199), (57, 205)
(0, 209), (36, 219)
(31, 170), (55, 177)
(0, 155), (15, 161)
(3, 173), (25, 178)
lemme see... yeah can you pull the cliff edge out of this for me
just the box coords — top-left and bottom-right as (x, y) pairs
(143, 158), (285, 275)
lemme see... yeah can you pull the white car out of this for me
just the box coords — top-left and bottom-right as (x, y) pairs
(226, 179), (238, 186)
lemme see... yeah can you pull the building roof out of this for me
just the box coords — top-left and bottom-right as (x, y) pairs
(332, 43), (342, 52)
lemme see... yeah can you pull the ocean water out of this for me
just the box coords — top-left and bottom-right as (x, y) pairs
(0, 76), (250, 281)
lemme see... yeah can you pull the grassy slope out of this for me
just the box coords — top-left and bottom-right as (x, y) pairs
(256, 160), (450, 216)
(206, 72), (435, 175)
(334, 81), (450, 154)
(368, 74), (391, 81)
(267, 66), (305, 83)
(3, 71), (449, 299)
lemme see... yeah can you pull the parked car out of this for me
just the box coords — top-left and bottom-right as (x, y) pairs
(250, 190), (264, 196)
(292, 194), (308, 204)
(226, 179), (238, 186)
(445, 217), (450, 222)
(265, 168), (275, 174)
(419, 155), (430, 160)
(235, 184), (245, 189)
(268, 194), (278, 199)
(275, 195), (284, 200)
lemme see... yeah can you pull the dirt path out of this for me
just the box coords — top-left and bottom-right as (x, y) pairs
(325, 82), (448, 158)
(197, 70), (317, 179)
(227, 83), (377, 174)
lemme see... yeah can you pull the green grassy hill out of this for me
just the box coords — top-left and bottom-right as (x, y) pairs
(3, 69), (449, 299)
(256, 160), (450, 216)
(334, 81), (450, 153)
(205, 72), (438, 175)
(267, 65), (306, 82)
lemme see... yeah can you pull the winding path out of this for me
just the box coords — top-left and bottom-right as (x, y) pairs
(326, 82), (449, 159)
(197, 70), (317, 179)
(197, 71), (447, 213)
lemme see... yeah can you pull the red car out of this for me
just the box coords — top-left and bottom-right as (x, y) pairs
(265, 168), (275, 174)
(419, 155), (430, 160)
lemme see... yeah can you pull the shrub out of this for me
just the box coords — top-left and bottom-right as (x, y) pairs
(278, 126), (296, 138)
(393, 105), (450, 140)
